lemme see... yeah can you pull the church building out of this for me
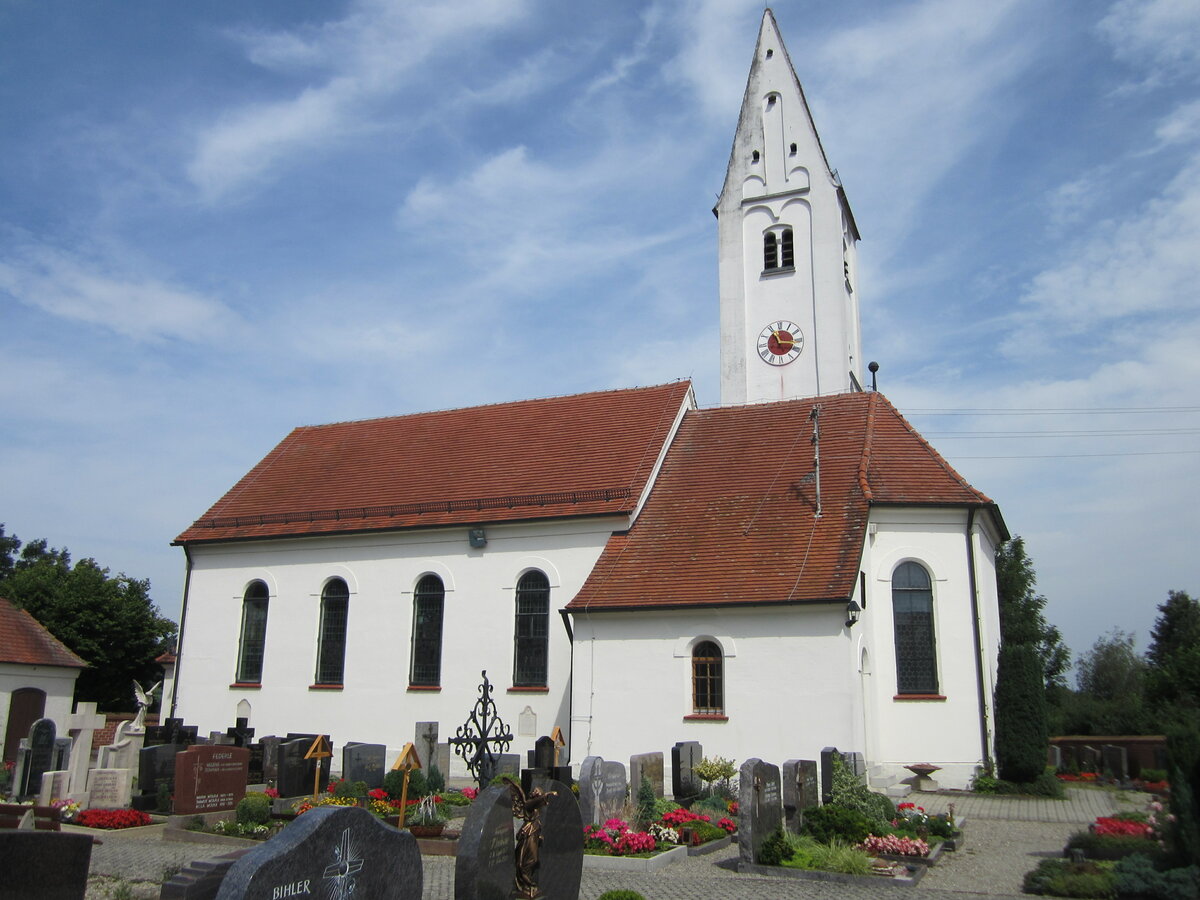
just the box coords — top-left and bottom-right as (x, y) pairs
(169, 11), (1005, 791)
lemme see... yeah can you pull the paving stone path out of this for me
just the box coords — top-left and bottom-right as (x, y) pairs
(79, 786), (1147, 899)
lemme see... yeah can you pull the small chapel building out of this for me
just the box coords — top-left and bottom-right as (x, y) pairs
(169, 10), (1005, 791)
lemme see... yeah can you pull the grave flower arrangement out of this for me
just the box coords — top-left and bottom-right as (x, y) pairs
(583, 818), (660, 856)
(75, 808), (153, 829)
(51, 798), (80, 822)
(857, 833), (930, 858)
(890, 802), (955, 841)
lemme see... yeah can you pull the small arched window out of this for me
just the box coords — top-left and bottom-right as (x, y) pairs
(763, 232), (778, 270)
(780, 228), (794, 268)
(692, 640), (724, 715)
(236, 581), (270, 683)
(513, 570), (550, 686)
(410, 575), (445, 687)
(892, 562), (938, 695)
(315, 578), (350, 685)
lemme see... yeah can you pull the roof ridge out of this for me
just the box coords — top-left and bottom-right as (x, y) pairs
(858, 391), (877, 501)
(875, 394), (993, 504)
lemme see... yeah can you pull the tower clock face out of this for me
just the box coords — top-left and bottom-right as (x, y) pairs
(757, 320), (804, 366)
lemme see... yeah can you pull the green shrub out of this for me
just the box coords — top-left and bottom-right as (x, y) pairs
(799, 805), (873, 845)
(236, 793), (271, 826)
(691, 796), (730, 821)
(332, 779), (367, 799)
(1113, 854), (1200, 899)
(1066, 831), (1164, 862)
(758, 828), (795, 866)
(1139, 768), (1168, 783)
(597, 892), (645, 900)
(995, 643), (1050, 783)
(689, 821), (727, 843)
(636, 776), (656, 829)
(693, 755), (737, 799)
(827, 755), (892, 831)
(794, 838), (873, 876)
(426, 764), (445, 795)
(383, 769), (420, 799)
(1022, 858), (1115, 898)
(652, 797), (678, 820)
(973, 768), (1063, 798)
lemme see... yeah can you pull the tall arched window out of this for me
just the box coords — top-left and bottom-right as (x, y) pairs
(513, 571), (549, 686)
(692, 641), (724, 715)
(315, 578), (350, 685)
(892, 562), (938, 695)
(763, 232), (778, 270)
(780, 228), (794, 267)
(409, 574), (445, 687)
(236, 580), (269, 683)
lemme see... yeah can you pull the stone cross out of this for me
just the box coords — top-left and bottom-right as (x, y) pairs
(65, 702), (106, 802)
(225, 717), (255, 748)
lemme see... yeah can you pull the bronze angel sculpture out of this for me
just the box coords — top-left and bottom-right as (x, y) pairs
(502, 776), (557, 900)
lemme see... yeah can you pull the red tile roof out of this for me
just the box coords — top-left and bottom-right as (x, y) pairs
(176, 382), (693, 544)
(0, 597), (87, 668)
(567, 392), (1000, 612)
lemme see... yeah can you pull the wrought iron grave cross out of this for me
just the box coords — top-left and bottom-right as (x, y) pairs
(449, 671), (513, 789)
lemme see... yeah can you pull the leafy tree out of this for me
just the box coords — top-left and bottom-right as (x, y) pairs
(995, 537), (1070, 688)
(1146, 590), (1200, 712)
(0, 523), (177, 710)
(994, 643), (1049, 782)
(1076, 629), (1146, 702)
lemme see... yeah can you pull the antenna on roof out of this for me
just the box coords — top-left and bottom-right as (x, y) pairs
(810, 405), (822, 519)
(868, 361), (879, 392)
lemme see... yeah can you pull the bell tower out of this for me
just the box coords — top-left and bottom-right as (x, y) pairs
(717, 9), (863, 405)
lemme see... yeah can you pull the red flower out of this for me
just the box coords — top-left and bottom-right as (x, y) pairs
(76, 808), (152, 830)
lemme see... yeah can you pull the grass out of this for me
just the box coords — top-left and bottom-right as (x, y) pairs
(777, 835), (874, 875)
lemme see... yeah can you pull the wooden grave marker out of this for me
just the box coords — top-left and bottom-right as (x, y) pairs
(391, 742), (422, 828)
(304, 735), (332, 799)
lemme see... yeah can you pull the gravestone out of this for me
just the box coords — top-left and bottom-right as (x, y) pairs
(87, 768), (133, 809)
(738, 758), (783, 867)
(258, 736), (281, 784)
(38, 770), (71, 807)
(278, 736), (331, 797)
(520, 736), (571, 796)
(209, 732), (236, 746)
(820, 746), (840, 804)
(629, 751), (665, 798)
(1048, 745), (1063, 771)
(342, 742), (387, 790)
(65, 702), (106, 803)
(17, 718), (56, 799)
(454, 784), (515, 900)
(225, 717), (255, 748)
(97, 719), (144, 772)
(782, 759), (819, 832)
(497, 753), (521, 778)
(517, 705), (536, 737)
(215, 805), (421, 900)
(1079, 745), (1100, 773)
(671, 740), (703, 804)
(0, 831), (94, 900)
(847, 751), (866, 779)
(435, 742), (452, 779)
(247, 743), (265, 785)
(578, 756), (627, 825)
(1102, 744), (1129, 781)
(160, 851), (253, 900)
(526, 777), (584, 900)
(415, 722), (438, 772)
(53, 737), (71, 773)
(145, 717), (198, 748)
(134, 743), (185, 810)
(174, 745), (251, 815)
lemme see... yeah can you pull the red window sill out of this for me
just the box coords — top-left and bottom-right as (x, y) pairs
(683, 714), (728, 722)
(309, 684), (344, 691)
(228, 682), (262, 690)
(508, 686), (549, 693)
(893, 694), (946, 701)
(407, 685), (441, 692)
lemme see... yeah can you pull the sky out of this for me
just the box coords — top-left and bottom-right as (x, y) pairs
(2, 0), (1198, 676)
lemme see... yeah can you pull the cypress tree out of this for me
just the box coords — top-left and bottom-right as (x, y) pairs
(994, 643), (1048, 783)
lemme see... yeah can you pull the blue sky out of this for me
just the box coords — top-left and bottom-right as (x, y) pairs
(2, 0), (1198, 674)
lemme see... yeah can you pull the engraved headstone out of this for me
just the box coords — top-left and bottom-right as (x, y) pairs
(578, 756), (627, 825)
(0, 831), (94, 900)
(629, 751), (665, 798)
(671, 740), (703, 804)
(1080, 745), (1100, 773)
(37, 770), (71, 807)
(497, 753), (521, 778)
(97, 719), (145, 772)
(87, 768), (133, 810)
(174, 745), (251, 815)
(65, 702), (106, 802)
(225, 717), (255, 748)
(247, 743), (265, 785)
(1102, 744), (1129, 781)
(454, 784), (515, 900)
(738, 758), (783, 867)
(135, 743), (184, 809)
(1048, 744), (1063, 771)
(820, 746), (840, 804)
(782, 759), (819, 832)
(415, 722), (438, 774)
(258, 736), (281, 783)
(52, 737), (71, 773)
(517, 705), (536, 737)
(278, 736), (331, 797)
(342, 742), (386, 790)
(17, 718), (56, 799)
(145, 717), (198, 748)
(215, 805), (421, 900)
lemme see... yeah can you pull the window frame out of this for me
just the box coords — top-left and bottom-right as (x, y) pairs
(512, 570), (550, 687)
(315, 578), (350, 686)
(409, 574), (445, 687)
(891, 561), (940, 696)
(690, 640), (725, 716)
(235, 580), (270, 684)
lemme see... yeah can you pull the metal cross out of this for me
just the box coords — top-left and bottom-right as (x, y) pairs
(449, 671), (514, 789)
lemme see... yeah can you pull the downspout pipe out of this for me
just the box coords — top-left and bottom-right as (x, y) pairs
(559, 609), (574, 761)
(170, 545), (194, 720)
(965, 507), (992, 770)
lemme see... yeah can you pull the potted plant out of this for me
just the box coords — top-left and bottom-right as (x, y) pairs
(408, 795), (449, 837)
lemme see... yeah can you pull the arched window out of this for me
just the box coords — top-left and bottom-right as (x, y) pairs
(892, 562), (938, 695)
(409, 574), (445, 687)
(236, 581), (269, 683)
(692, 640), (724, 715)
(315, 578), (350, 685)
(763, 232), (778, 270)
(780, 228), (794, 268)
(513, 571), (549, 686)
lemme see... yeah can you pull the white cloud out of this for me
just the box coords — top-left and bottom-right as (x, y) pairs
(0, 236), (239, 343)
(585, 4), (664, 96)
(1098, 0), (1200, 85)
(1155, 98), (1200, 146)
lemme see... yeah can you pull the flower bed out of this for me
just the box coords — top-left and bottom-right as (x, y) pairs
(75, 808), (153, 829)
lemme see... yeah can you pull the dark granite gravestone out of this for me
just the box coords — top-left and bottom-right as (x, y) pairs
(0, 831), (94, 900)
(520, 737), (571, 797)
(1080, 745), (1100, 773)
(532, 735), (555, 770)
(496, 753), (521, 778)
(847, 751), (866, 779)
(820, 746), (840, 804)
(247, 744), (265, 785)
(342, 742), (387, 790)
(738, 758), (783, 867)
(579, 756), (627, 825)
(174, 745), (251, 815)
(1047, 745), (1063, 771)
(17, 718), (56, 799)
(145, 717), (198, 748)
(225, 717), (255, 748)
(214, 805), (421, 900)
(454, 784), (515, 900)
(782, 759), (819, 832)
(277, 736), (331, 797)
(629, 751), (664, 798)
(671, 740), (702, 804)
(526, 777), (584, 900)
(258, 736), (281, 784)
(134, 743), (185, 811)
(1102, 744), (1129, 781)
(53, 737), (71, 773)
(415, 722), (438, 772)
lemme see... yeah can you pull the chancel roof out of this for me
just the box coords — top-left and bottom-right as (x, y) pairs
(0, 597), (87, 668)
(567, 391), (1001, 612)
(175, 382), (692, 544)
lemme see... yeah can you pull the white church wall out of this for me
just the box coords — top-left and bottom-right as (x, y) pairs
(0, 663), (80, 744)
(856, 508), (1002, 789)
(175, 515), (624, 772)
(569, 605), (860, 778)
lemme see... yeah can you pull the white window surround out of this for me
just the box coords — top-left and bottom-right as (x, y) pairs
(673, 635), (737, 658)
